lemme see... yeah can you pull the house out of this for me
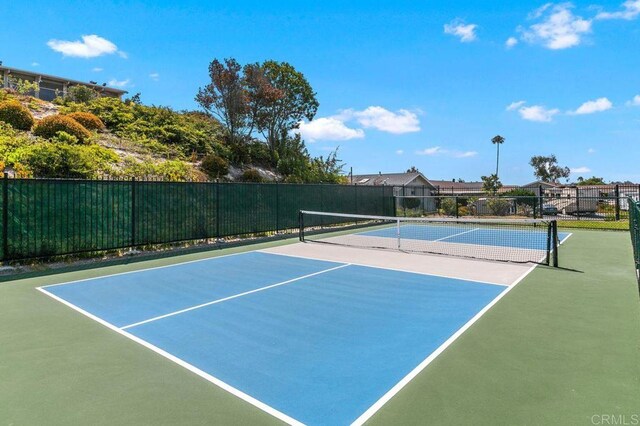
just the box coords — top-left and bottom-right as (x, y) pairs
(0, 65), (127, 102)
(429, 179), (521, 196)
(351, 172), (436, 194)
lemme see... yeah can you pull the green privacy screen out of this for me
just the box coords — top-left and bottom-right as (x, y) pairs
(0, 178), (395, 261)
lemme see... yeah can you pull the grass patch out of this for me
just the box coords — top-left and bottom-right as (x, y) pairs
(558, 220), (629, 231)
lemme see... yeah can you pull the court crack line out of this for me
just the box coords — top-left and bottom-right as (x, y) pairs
(120, 263), (351, 330)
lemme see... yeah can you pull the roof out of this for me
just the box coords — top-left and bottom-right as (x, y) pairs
(428, 180), (484, 191)
(0, 65), (127, 95)
(351, 172), (434, 187)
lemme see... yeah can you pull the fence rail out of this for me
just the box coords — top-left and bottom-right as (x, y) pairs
(0, 175), (395, 261)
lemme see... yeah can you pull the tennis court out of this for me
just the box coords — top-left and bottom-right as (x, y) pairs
(37, 213), (573, 425)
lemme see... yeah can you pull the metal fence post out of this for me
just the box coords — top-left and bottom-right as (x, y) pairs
(130, 177), (136, 247)
(615, 184), (620, 221)
(275, 181), (280, 232)
(575, 186), (580, 220)
(215, 182), (220, 239)
(2, 173), (8, 262)
(538, 185), (544, 219)
(455, 196), (459, 218)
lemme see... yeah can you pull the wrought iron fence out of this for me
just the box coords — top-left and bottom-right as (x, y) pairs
(395, 184), (639, 228)
(0, 176), (395, 261)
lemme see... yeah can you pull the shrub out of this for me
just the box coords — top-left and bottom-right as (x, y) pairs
(33, 115), (91, 144)
(241, 168), (264, 182)
(486, 198), (511, 216)
(66, 111), (105, 131)
(0, 100), (34, 130)
(201, 154), (229, 179)
(402, 197), (421, 210)
(439, 197), (457, 216)
(66, 85), (98, 104)
(15, 142), (118, 178)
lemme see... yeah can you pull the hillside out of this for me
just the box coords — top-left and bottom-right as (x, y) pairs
(0, 88), (343, 183)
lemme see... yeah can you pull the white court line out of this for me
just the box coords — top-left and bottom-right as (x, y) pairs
(121, 263), (350, 330)
(433, 227), (480, 242)
(36, 287), (305, 426)
(258, 250), (509, 287)
(40, 249), (255, 289)
(351, 260), (540, 426)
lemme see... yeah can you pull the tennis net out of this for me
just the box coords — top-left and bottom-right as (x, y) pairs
(299, 210), (559, 266)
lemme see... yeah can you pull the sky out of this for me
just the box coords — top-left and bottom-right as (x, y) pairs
(2, 0), (639, 184)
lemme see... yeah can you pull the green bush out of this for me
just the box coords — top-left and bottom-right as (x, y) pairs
(201, 154), (229, 179)
(120, 157), (201, 181)
(33, 115), (92, 144)
(241, 168), (264, 182)
(66, 111), (105, 131)
(439, 198), (457, 216)
(66, 86), (98, 104)
(14, 142), (118, 178)
(0, 100), (34, 130)
(486, 198), (511, 216)
(402, 197), (421, 210)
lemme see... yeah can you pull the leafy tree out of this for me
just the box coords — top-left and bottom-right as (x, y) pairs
(406, 166), (420, 173)
(196, 58), (251, 144)
(252, 61), (318, 158)
(66, 86), (98, 104)
(491, 135), (505, 177)
(529, 154), (570, 183)
(481, 173), (502, 195)
(576, 176), (606, 186)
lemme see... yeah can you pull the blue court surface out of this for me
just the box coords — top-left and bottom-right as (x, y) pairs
(41, 251), (510, 425)
(358, 224), (570, 250)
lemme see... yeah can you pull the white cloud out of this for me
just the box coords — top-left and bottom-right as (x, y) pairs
(506, 100), (526, 111)
(519, 105), (560, 122)
(339, 106), (420, 134)
(92, 67), (103, 72)
(454, 151), (478, 158)
(415, 147), (477, 158)
(596, 0), (640, 20)
(505, 37), (519, 48)
(444, 20), (478, 42)
(588, 148), (596, 154)
(626, 95), (640, 106)
(570, 97), (612, 115)
(521, 3), (592, 49)
(31, 62), (39, 67)
(571, 166), (591, 173)
(149, 72), (160, 81)
(107, 78), (130, 88)
(416, 147), (443, 156)
(396, 150), (404, 155)
(297, 117), (364, 142)
(47, 35), (122, 58)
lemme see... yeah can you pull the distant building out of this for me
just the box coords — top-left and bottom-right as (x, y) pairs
(351, 171), (436, 194)
(0, 65), (127, 102)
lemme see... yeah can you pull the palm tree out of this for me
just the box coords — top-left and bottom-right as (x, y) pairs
(491, 135), (505, 177)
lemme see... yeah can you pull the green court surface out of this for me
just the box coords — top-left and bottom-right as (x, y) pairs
(1, 230), (638, 425)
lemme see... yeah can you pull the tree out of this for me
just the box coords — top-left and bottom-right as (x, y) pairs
(491, 135), (505, 177)
(481, 173), (503, 195)
(576, 176), (606, 186)
(196, 58), (251, 143)
(253, 61), (318, 157)
(529, 154), (570, 183)
(406, 166), (420, 173)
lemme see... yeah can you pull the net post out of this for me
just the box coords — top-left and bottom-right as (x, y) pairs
(396, 218), (401, 250)
(552, 220), (559, 267)
(298, 210), (304, 242)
